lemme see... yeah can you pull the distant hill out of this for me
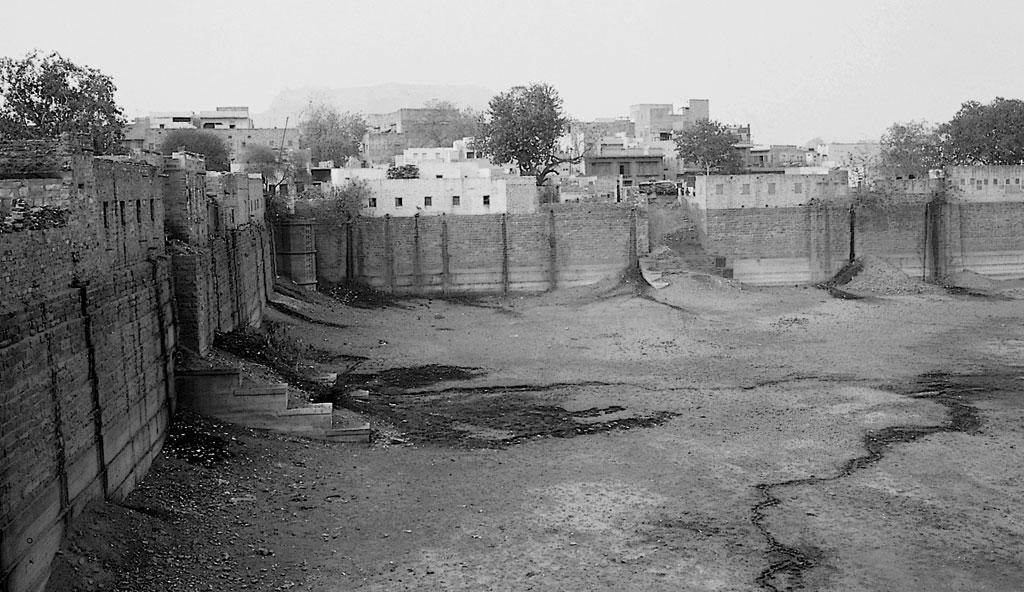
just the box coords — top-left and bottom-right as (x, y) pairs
(254, 83), (494, 127)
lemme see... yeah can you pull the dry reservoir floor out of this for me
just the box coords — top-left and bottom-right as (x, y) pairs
(50, 275), (1024, 592)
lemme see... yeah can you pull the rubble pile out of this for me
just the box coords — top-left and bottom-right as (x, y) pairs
(840, 255), (938, 295)
(0, 200), (70, 233)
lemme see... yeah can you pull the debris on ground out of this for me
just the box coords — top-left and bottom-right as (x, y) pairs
(163, 411), (234, 465)
(825, 255), (941, 296)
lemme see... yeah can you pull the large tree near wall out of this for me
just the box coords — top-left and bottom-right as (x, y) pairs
(0, 50), (127, 154)
(477, 83), (578, 186)
(160, 129), (231, 171)
(939, 98), (1024, 165)
(673, 119), (742, 175)
(299, 104), (366, 166)
(880, 120), (944, 177)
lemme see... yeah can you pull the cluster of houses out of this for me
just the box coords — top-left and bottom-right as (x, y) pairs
(121, 100), (889, 218)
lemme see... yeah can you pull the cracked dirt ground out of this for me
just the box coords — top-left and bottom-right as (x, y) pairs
(50, 274), (1024, 591)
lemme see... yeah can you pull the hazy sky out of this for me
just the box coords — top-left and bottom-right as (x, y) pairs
(3, 0), (1022, 145)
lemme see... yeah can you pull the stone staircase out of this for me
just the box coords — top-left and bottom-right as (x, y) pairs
(641, 211), (733, 287)
(175, 368), (370, 443)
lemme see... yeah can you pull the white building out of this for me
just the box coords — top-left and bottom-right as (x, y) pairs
(353, 177), (538, 217)
(393, 138), (515, 179)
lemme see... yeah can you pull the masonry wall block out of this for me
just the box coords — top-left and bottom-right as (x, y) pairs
(285, 201), (643, 294)
(0, 139), (270, 592)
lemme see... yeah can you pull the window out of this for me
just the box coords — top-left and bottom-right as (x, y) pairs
(741, 184), (751, 195)
(794, 183), (803, 193)
(436, 175), (443, 179)
(483, 195), (490, 206)
(149, 199), (155, 222)
(368, 197), (377, 207)
(960, 178), (966, 185)
(768, 183), (776, 195)
(424, 196), (432, 207)
(715, 184), (724, 195)
(1007, 179), (1011, 185)
(984, 179), (989, 185)
(619, 164), (627, 175)
(395, 197), (403, 207)
(135, 200), (142, 225)
(452, 195), (460, 206)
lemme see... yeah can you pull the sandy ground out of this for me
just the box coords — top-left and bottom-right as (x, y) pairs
(48, 269), (1024, 591)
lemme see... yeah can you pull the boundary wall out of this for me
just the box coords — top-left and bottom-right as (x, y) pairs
(684, 172), (1024, 285)
(0, 141), (272, 592)
(166, 158), (271, 354)
(285, 203), (645, 294)
(0, 141), (174, 592)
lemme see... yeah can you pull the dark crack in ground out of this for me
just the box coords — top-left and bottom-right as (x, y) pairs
(751, 371), (995, 591)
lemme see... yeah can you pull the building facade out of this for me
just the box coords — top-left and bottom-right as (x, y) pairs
(336, 177), (539, 217)
(630, 100), (710, 142)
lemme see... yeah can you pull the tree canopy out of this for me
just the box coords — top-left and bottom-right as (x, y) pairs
(240, 144), (280, 180)
(879, 120), (943, 177)
(939, 98), (1024, 165)
(0, 50), (126, 154)
(477, 83), (576, 186)
(160, 129), (231, 171)
(417, 99), (479, 147)
(299, 104), (366, 166)
(673, 120), (743, 174)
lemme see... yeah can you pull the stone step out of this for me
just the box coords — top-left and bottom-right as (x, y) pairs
(322, 424), (372, 443)
(275, 403), (334, 432)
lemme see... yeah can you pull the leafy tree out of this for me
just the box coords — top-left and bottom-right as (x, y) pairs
(673, 119), (743, 175)
(477, 83), (578, 186)
(939, 98), (1024, 165)
(386, 164), (419, 179)
(240, 144), (279, 179)
(160, 129), (230, 171)
(879, 120), (943, 177)
(299, 104), (366, 165)
(282, 180), (372, 223)
(0, 50), (126, 154)
(417, 99), (479, 147)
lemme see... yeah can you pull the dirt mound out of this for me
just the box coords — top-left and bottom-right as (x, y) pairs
(835, 256), (940, 296)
